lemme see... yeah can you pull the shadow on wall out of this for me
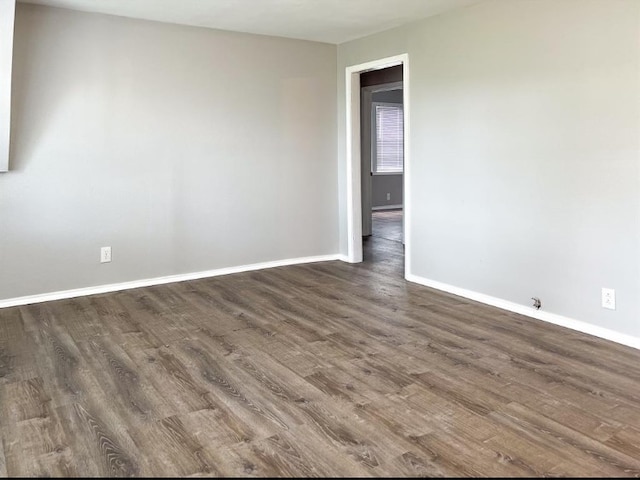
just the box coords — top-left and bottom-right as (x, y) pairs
(9, 6), (115, 172)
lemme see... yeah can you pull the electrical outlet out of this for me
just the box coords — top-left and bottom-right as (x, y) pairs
(100, 246), (112, 263)
(386, 193), (391, 201)
(602, 288), (615, 310)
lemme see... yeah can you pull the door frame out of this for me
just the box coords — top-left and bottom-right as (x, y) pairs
(345, 53), (410, 277)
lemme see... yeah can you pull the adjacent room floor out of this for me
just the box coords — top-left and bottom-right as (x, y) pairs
(364, 209), (404, 271)
(1, 218), (640, 476)
(372, 208), (403, 243)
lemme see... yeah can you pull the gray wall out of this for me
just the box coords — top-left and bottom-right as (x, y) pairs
(338, 0), (640, 338)
(372, 89), (403, 104)
(371, 175), (402, 208)
(0, 4), (338, 300)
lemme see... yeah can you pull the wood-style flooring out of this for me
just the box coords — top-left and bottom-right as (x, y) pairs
(371, 208), (403, 243)
(1, 217), (640, 476)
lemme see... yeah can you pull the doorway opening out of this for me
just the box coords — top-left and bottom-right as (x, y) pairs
(361, 67), (404, 266)
(345, 54), (410, 278)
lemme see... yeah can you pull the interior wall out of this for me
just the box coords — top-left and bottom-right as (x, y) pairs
(372, 175), (402, 208)
(372, 89), (403, 104)
(338, 0), (640, 338)
(0, 3), (338, 301)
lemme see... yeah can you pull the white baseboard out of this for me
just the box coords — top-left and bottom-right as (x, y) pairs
(372, 204), (403, 211)
(0, 254), (342, 309)
(406, 273), (640, 351)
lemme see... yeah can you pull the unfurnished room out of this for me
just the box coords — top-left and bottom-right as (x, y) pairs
(0, 0), (640, 477)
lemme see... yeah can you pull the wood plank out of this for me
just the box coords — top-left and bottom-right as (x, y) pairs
(129, 415), (221, 477)
(0, 435), (6, 477)
(605, 425), (640, 460)
(0, 377), (51, 426)
(75, 337), (173, 423)
(175, 339), (292, 438)
(491, 402), (640, 477)
(56, 402), (141, 477)
(0, 308), (38, 383)
(2, 404), (75, 477)
(18, 304), (95, 408)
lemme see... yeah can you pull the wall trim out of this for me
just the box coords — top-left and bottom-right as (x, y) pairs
(406, 273), (640, 351)
(0, 254), (342, 309)
(372, 204), (403, 211)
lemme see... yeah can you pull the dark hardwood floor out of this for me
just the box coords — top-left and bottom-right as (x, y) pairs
(2, 220), (640, 476)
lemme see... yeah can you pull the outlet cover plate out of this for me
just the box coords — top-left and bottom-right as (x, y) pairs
(602, 287), (615, 310)
(101, 246), (112, 263)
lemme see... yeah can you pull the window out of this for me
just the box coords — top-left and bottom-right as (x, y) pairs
(372, 102), (404, 174)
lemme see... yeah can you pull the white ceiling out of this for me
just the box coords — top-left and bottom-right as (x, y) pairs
(19, 0), (481, 44)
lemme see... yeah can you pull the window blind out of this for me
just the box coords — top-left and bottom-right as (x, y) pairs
(374, 104), (404, 173)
